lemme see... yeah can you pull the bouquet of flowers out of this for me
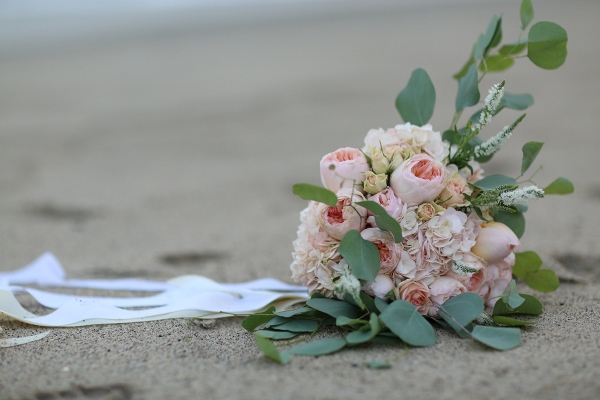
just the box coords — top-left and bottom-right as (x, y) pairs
(243, 0), (573, 365)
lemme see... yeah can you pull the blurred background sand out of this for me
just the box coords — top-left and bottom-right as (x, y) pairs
(1, 1), (599, 399)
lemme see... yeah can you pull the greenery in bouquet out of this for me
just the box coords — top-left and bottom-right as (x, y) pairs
(244, 0), (573, 366)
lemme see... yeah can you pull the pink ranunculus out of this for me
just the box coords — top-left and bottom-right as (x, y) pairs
(315, 188), (367, 240)
(426, 276), (467, 316)
(389, 154), (446, 205)
(362, 274), (395, 298)
(395, 279), (431, 311)
(471, 222), (519, 263)
(361, 228), (402, 274)
(320, 147), (370, 193)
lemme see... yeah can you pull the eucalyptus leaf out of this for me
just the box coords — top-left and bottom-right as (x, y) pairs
(338, 230), (381, 281)
(292, 183), (337, 206)
(521, 142), (544, 175)
(360, 292), (378, 314)
(336, 316), (369, 327)
(492, 316), (534, 327)
(502, 280), (525, 309)
(263, 316), (291, 328)
(346, 314), (382, 345)
(474, 15), (501, 61)
(379, 300), (436, 347)
(493, 294), (543, 316)
(471, 326), (521, 350)
(454, 57), (475, 80)
(527, 21), (568, 70)
(499, 42), (527, 57)
(513, 251), (543, 278)
(480, 55), (514, 72)
(366, 361), (392, 369)
(520, 0), (534, 30)
(396, 68), (436, 125)
(438, 293), (483, 336)
(306, 298), (359, 319)
(491, 209), (525, 239)
(499, 92), (534, 110)
(472, 174), (517, 190)
(242, 306), (276, 331)
(369, 335), (404, 346)
(523, 269), (560, 292)
(274, 307), (314, 318)
(544, 177), (574, 194)
(272, 319), (319, 333)
(285, 337), (347, 356)
(357, 201), (403, 243)
(254, 334), (290, 364)
(374, 297), (389, 313)
(455, 64), (480, 112)
(254, 330), (298, 340)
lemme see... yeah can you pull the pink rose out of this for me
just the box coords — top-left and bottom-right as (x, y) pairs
(436, 170), (472, 208)
(395, 279), (430, 311)
(320, 148), (370, 192)
(368, 187), (400, 216)
(471, 222), (519, 263)
(361, 228), (402, 274)
(315, 188), (367, 240)
(478, 253), (515, 308)
(362, 274), (395, 298)
(389, 154), (446, 205)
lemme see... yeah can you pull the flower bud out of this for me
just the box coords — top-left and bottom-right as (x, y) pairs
(471, 222), (519, 263)
(416, 202), (443, 221)
(371, 151), (390, 174)
(363, 171), (388, 195)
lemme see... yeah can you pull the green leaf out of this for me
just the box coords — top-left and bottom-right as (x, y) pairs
(520, 0), (534, 30)
(346, 313), (382, 345)
(471, 326), (521, 350)
(524, 269), (560, 292)
(274, 307), (314, 318)
(502, 280), (525, 309)
(474, 15), (501, 61)
(544, 177), (574, 194)
(242, 306), (276, 331)
(395, 68), (436, 125)
(307, 298), (359, 319)
(521, 142), (544, 175)
(454, 57), (475, 80)
(263, 316), (291, 328)
(527, 21), (568, 70)
(369, 334), (404, 346)
(499, 42), (527, 57)
(285, 337), (347, 356)
(493, 294), (543, 316)
(271, 319), (319, 333)
(254, 333), (290, 364)
(472, 174), (518, 190)
(438, 293), (484, 336)
(254, 330), (298, 340)
(336, 316), (369, 327)
(357, 201), (403, 243)
(480, 55), (514, 72)
(338, 230), (381, 281)
(379, 300), (436, 347)
(513, 251), (543, 278)
(292, 183), (337, 206)
(491, 209), (526, 239)
(499, 92), (534, 110)
(366, 361), (392, 369)
(455, 64), (480, 112)
(492, 316), (535, 327)
(359, 292), (378, 314)
(374, 297), (389, 313)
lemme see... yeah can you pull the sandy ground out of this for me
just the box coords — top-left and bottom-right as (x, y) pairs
(1, 0), (600, 399)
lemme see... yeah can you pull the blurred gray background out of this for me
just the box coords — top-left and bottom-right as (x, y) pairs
(1, 1), (599, 399)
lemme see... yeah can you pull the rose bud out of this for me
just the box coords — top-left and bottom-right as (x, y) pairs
(370, 151), (391, 174)
(363, 171), (388, 195)
(320, 147), (370, 193)
(471, 222), (520, 263)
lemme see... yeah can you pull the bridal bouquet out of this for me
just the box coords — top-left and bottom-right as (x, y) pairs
(244, 0), (573, 365)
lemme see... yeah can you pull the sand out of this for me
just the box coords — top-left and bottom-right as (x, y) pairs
(1, 0), (599, 399)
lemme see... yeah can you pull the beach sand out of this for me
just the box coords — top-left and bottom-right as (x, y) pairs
(1, 0), (599, 398)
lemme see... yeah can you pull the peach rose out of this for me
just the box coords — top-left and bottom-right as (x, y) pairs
(427, 276), (467, 316)
(471, 222), (519, 263)
(395, 279), (430, 310)
(390, 154), (446, 205)
(315, 188), (367, 240)
(320, 147), (370, 193)
(436, 170), (472, 208)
